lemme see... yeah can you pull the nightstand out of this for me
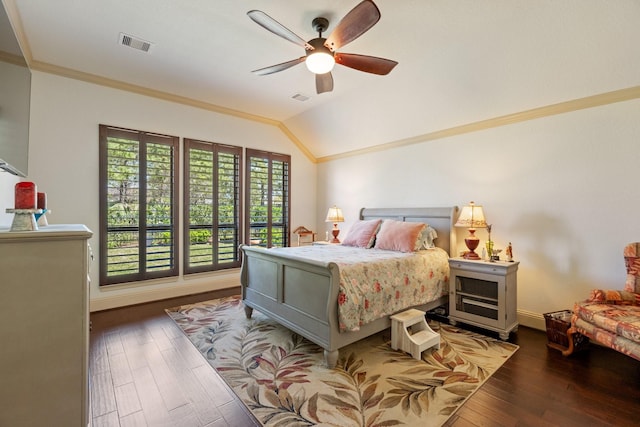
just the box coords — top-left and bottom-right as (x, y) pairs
(448, 258), (519, 340)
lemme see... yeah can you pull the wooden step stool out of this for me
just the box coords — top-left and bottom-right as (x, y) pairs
(390, 309), (440, 360)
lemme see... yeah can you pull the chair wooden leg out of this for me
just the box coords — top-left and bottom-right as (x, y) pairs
(562, 326), (576, 356)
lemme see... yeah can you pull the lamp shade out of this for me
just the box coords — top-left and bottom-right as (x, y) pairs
(325, 206), (344, 223)
(454, 201), (487, 229)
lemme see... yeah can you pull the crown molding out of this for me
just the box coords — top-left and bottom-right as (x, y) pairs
(2, 0), (32, 67)
(316, 85), (640, 163)
(277, 122), (317, 162)
(29, 60), (281, 126)
(0, 50), (26, 67)
(28, 59), (321, 164)
(25, 60), (640, 167)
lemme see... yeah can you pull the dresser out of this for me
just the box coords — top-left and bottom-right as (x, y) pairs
(0, 224), (92, 427)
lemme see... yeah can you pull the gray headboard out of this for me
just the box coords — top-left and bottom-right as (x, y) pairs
(359, 206), (459, 256)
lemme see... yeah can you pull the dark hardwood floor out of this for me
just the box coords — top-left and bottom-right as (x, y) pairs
(90, 289), (640, 427)
(90, 288), (260, 427)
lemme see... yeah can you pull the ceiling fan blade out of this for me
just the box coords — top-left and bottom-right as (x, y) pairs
(252, 57), (306, 76)
(248, 10), (313, 50)
(316, 72), (334, 94)
(335, 52), (398, 75)
(325, 0), (380, 52)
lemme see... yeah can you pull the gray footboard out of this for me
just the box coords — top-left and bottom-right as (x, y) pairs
(239, 244), (448, 368)
(240, 244), (341, 363)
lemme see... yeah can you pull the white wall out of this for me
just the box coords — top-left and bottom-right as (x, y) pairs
(3, 69), (638, 327)
(13, 71), (317, 311)
(317, 98), (640, 329)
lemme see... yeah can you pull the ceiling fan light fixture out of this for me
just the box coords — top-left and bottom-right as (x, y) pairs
(248, 2), (396, 92)
(305, 51), (335, 74)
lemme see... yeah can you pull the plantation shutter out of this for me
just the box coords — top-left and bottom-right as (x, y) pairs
(184, 139), (242, 273)
(99, 125), (179, 286)
(245, 149), (290, 248)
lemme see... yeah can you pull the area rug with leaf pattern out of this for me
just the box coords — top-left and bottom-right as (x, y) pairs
(166, 296), (518, 427)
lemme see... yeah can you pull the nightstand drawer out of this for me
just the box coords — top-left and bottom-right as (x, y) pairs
(449, 259), (512, 275)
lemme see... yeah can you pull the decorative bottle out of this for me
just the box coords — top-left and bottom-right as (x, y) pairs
(485, 240), (494, 261)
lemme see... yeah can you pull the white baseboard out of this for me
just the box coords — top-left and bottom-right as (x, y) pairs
(89, 274), (240, 312)
(517, 309), (546, 331)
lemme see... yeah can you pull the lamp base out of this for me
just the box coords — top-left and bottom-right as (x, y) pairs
(331, 228), (340, 244)
(463, 231), (480, 260)
(463, 250), (481, 260)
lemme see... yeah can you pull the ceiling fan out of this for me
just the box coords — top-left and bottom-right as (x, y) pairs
(247, 0), (398, 94)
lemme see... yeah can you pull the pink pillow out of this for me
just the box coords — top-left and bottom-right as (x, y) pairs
(342, 219), (382, 248)
(374, 220), (426, 252)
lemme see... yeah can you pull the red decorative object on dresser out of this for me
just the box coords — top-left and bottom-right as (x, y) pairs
(14, 182), (37, 209)
(37, 192), (47, 210)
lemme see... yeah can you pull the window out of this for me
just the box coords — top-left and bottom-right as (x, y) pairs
(99, 125), (179, 286)
(183, 139), (242, 273)
(99, 126), (293, 286)
(245, 149), (291, 248)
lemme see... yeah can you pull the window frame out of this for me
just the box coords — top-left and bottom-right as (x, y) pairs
(183, 138), (243, 274)
(245, 148), (291, 248)
(98, 124), (180, 286)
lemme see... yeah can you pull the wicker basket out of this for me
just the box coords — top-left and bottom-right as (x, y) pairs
(543, 310), (589, 352)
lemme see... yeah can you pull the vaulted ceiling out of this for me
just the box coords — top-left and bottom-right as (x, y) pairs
(5, 0), (640, 160)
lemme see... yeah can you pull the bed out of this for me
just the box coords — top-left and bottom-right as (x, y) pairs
(239, 206), (459, 367)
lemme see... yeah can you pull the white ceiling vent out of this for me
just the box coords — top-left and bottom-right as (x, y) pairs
(292, 93), (310, 102)
(118, 32), (153, 53)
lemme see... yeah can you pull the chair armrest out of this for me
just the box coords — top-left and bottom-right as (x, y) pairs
(587, 289), (640, 305)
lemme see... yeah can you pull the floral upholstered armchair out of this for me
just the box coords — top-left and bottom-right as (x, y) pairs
(563, 242), (640, 361)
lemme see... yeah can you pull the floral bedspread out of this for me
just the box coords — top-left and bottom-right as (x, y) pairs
(270, 245), (450, 332)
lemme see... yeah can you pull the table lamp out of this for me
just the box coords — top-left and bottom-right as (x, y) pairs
(454, 201), (487, 260)
(325, 206), (345, 243)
